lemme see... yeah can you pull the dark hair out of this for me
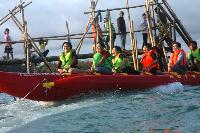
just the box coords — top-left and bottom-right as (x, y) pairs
(5, 28), (9, 32)
(39, 38), (48, 45)
(143, 43), (152, 50)
(142, 13), (146, 16)
(114, 46), (122, 53)
(189, 40), (197, 46)
(154, 7), (161, 14)
(120, 11), (124, 15)
(174, 42), (181, 48)
(4, 28), (9, 34)
(62, 42), (72, 49)
(39, 38), (44, 45)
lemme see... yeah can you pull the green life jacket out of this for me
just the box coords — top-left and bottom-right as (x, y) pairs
(93, 52), (112, 69)
(112, 54), (131, 72)
(40, 43), (46, 52)
(59, 50), (73, 69)
(188, 48), (200, 63)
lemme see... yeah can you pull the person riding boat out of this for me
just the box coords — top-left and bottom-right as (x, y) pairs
(57, 42), (81, 74)
(112, 46), (140, 74)
(188, 40), (200, 71)
(91, 43), (112, 74)
(168, 42), (187, 74)
(141, 43), (160, 74)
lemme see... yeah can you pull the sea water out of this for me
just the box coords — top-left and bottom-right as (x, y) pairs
(0, 83), (200, 133)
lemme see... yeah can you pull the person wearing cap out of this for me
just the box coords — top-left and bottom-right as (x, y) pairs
(4, 28), (14, 60)
(117, 11), (127, 50)
(188, 40), (200, 71)
(112, 46), (140, 74)
(57, 42), (80, 74)
(139, 13), (148, 47)
(104, 17), (116, 49)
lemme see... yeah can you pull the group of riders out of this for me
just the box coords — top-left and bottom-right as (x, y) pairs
(57, 10), (200, 75)
(57, 40), (200, 75)
(3, 10), (199, 75)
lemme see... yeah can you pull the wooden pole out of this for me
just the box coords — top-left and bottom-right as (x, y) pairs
(0, 2), (25, 22)
(154, 0), (169, 70)
(151, 1), (157, 39)
(0, 2), (32, 26)
(65, 20), (71, 43)
(93, 1), (100, 46)
(125, 0), (137, 70)
(20, 0), (31, 73)
(24, 22), (31, 73)
(0, 54), (94, 65)
(84, 3), (163, 14)
(145, 0), (155, 46)
(156, 3), (189, 45)
(77, 1), (94, 54)
(131, 21), (139, 70)
(162, 0), (192, 42)
(75, 17), (92, 52)
(173, 20), (176, 42)
(107, 10), (113, 53)
(10, 11), (52, 72)
(76, 0), (99, 54)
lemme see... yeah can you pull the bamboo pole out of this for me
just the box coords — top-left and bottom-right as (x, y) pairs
(2, 27), (166, 44)
(84, 3), (163, 14)
(25, 27), (160, 41)
(0, 54), (93, 65)
(20, 0), (31, 73)
(162, 0), (192, 43)
(24, 22), (31, 73)
(0, 2), (25, 22)
(125, 0), (137, 70)
(150, 1), (158, 39)
(156, 3), (189, 45)
(107, 10), (113, 53)
(76, 0), (99, 54)
(0, 2), (32, 26)
(173, 20), (176, 42)
(145, 0), (155, 46)
(131, 21), (139, 70)
(93, 1), (100, 46)
(76, 9), (93, 53)
(9, 11), (52, 72)
(154, 1), (169, 67)
(65, 20), (71, 43)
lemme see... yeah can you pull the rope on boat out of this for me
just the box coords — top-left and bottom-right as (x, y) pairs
(22, 78), (47, 101)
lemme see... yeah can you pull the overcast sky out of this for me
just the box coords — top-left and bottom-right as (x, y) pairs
(0, 0), (200, 58)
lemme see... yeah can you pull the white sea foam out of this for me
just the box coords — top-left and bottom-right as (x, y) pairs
(151, 82), (184, 94)
(0, 98), (103, 133)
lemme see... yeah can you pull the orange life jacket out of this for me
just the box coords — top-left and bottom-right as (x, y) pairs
(169, 49), (186, 68)
(141, 50), (159, 70)
(92, 23), (103, 41)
